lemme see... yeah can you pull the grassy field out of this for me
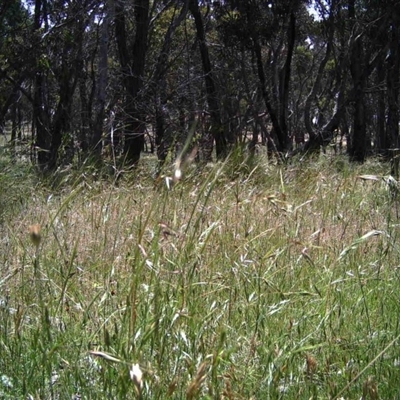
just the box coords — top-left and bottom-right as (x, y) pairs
(1, 147), (400, 399)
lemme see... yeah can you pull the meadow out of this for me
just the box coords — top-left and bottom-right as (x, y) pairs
(1, 147), (400, 399)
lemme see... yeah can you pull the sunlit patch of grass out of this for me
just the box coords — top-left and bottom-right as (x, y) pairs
(1, 153), (400, 398)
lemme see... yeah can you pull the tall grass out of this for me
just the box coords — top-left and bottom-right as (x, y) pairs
(1, 152), (400, 399)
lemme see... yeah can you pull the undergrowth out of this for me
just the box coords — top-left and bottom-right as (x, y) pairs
(1, 152), (400, 399)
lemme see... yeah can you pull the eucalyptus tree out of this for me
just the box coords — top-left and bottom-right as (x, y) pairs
(297, 0), (350, 154)
(214, 0), (309, 154)
(84, 1), (112, 159)
(147, 0), (190, 162)
(188, 0), (228, 159)
(343, 0), (396, 161)
(384, 2), (400, 154)
(112, 0), (150, 165)
(290, 0), (396, 162)
(0, 0), (31, 142)
(27, 0), (106, 170)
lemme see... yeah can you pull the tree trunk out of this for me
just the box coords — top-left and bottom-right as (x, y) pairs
(152, 2), (189, 163)
(32, 0), (51, 169)
(348, 0), (366, 162)
(386, 13), (400, 150)
(278, 12), (295, 151)
(252, 37), (286, 152)
(114, 0), (149, 165)
(124, 0), (149, 164)
(304, 2), (335, 142)
(189, 0), (227, 159)
(376, 55), (386, 154)
(91, 3), (111, 157)
(49, 56), (80, 169)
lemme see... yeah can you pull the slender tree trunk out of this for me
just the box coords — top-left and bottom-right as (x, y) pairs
(0, 82), (22, 140)
(348, 0), (366, 162)
(304, 2), (335, 141)
(376, 55), (386, 154)
(252, 37), (285, 152)
(48, 57), (80, 169)
(10, 93), (18, 153)
(124, 0), (149, 164)
(91, 3), (110, 157)
(32, 0), (51, 169)
(189, 0), (227, 159)
(278, 12), (295, 151)
(155, 96), (168, 162)
(114, 0), (149, 165)
(152, 1), (189, 163)
(386, 13), (400, 149)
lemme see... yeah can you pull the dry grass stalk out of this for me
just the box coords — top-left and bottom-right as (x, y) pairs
(167, 377), (178, 396)
(362, 376), (378, 400)
(186, 361), (208, 399)
(88, 350), (121, 363)
(222, 375), (234, 400)
(174, 146), (198, 183)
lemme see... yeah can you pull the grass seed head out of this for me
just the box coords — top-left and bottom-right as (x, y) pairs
(167, 377), (178, 396)
(28, 224), (42, 247)
(186, 362), (208, 399)
(306, 354), (318, 376)
(362, 376), (378, 400)
(174, 168), (182, 182)
(130, 363), (143, 394)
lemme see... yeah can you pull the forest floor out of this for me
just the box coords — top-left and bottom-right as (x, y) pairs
(1, 145), (400, 399)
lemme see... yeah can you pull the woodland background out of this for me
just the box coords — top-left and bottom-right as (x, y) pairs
(1, 0), (400, 171)
(3, 1), (400, 398)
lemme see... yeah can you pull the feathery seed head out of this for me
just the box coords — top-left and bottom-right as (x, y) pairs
(29, 224), (42, 248)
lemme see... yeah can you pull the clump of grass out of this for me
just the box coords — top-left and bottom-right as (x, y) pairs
(1, 153), (400, 398)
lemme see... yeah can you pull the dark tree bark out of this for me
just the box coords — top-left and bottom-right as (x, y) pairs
(91, 2), (111, 157)
(50, 4), (87, 169)
(386, 12), (400, 150)
(252, 37), (284, 151)
(189, 0), (227, 159)
(30, 0), (87, 170)
(278, 11), (295, 151)
(376, 54), (386, 153)
(246, 2), (295, 154)
(10, 90), (20, 152)
(32, 0), (51, 169)
(297, 0), (387, 158)
(48, 60), (80, 169)
(348, 0), (366, 162)
(114, 0), (150, 165)
(0, 79), (23, 138)
(151, 1), (189, 163)
(304, 2), (335, 142)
